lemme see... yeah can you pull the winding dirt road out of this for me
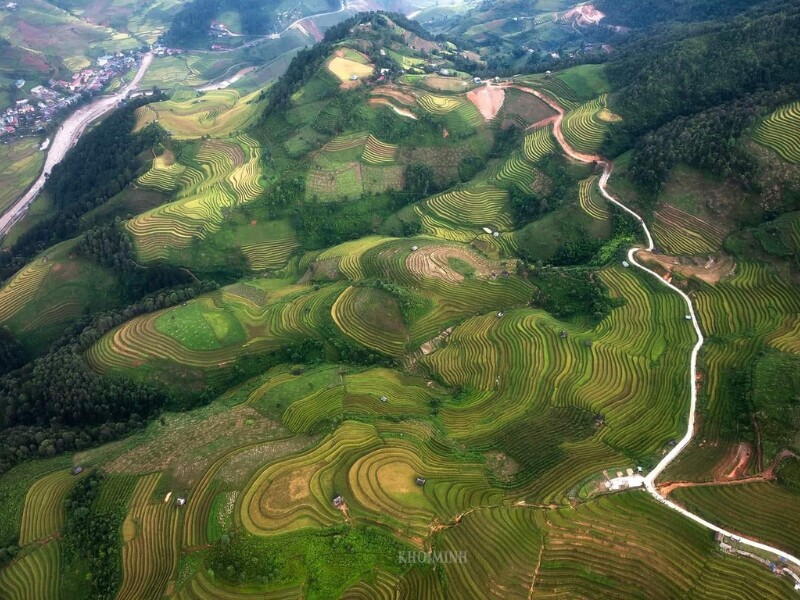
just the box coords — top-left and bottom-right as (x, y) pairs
(526, 85), (800, 573)
(0, 53), (153, 238)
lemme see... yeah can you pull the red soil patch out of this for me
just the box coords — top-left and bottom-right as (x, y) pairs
(562, 4), (605, 26)
(368, 98), (418, 119)
(638, 251), (736, 285)
(725, 442), (753, 479)
(467, 85), (505, 121)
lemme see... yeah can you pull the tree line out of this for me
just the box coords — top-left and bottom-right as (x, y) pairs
(605, 0), (800, 149)
(0, 94), (165, 280)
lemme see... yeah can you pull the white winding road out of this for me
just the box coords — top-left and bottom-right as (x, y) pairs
(0, 53), (153, 238)
(525, 84), (800, 575)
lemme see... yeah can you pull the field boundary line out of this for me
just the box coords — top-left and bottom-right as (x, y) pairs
(534, 86), (800, 572)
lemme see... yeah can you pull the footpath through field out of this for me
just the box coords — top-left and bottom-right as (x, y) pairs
(523, 84), (800, 574)
(0, 53), (154, 239)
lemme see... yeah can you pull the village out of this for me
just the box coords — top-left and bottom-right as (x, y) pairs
(1, 51), (143, 139)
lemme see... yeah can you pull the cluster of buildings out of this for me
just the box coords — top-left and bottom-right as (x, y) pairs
(151, 43), (183, 57)
(1, 51), (142, 139)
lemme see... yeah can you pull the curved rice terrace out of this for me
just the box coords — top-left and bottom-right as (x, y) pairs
(578, 175), (610, 220)
(522, 124), (556, 162)
(753, 100), (800, 163)
(652, 204), (727, 255)
(127, 134), (266, 262)
(4, 22), (800, 598)
(561, 94), (610, 155)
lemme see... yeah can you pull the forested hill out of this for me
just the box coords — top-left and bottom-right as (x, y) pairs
(602, 0), (800, 191)
(162, 0), (284, 47)
(595, 0), (775, 28)
(607, 0), (800, 139)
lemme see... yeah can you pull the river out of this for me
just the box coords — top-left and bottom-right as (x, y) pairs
(0, 52), (153, 237)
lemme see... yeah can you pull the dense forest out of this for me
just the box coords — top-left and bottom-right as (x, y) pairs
(606, 1), (800, 144)
(0, 278), (219, 475)
(628, 86), (800, 194)
(162, 0), (281, 47)
(596, 0), (774, 28)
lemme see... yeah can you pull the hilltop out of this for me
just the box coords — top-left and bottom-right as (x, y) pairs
(0, 5), (799, 599)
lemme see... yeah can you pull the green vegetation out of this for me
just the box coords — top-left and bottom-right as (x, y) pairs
(0, 139), (43, 215)
(753, 100), (800, 163)
(1, 6), (800, 597)
(672, 483), (800, 556)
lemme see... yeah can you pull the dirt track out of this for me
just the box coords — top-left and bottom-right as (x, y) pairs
(537, 81), (800, 571)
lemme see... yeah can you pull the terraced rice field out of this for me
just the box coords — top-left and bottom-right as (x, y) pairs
(18, 469), (82, 546)
(671, 482), (800, 556)
(315, 236), (397, 280)
(422, 266), (693, 470)
(241, 237), (300, 270)
(331, 286), (409, 356)
(520, 76), (581, 110)
(0, 257), (52, 324)
(753, 100), (800, 163)
(652, 204), (727, 255)
(0, 138), (44, 215)
(175, 570), (303, 599)
(127, 135), (264, 261)
(148, 89), (265, 138)
(430, 489), (796, 597)
(0, 540), (62, 600)
(315, 237), (534, 344)
(118, 473), (180, 600)
(240, 422), (380, 534)
(136, 150), (186, 193)
(361, 135), (397, 164)
(533, 492), (795, 598)
(561, 94), (609, 155)
(492, 152), (536, 191)
(347, 439), (499, 538)
(133, 105), (158, 132)
(416, 93), (464, 114)
(424, 185), (513, 231)
(578, 175), (610, 220)
(692, 263), (800, 440)
(523, 124), (556, 162)
(86, 282), (343, 375)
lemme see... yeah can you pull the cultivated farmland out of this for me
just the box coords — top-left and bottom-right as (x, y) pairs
(753, 100), (800, 163)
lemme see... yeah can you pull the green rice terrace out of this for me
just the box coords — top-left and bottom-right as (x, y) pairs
(1, 7), (800, 599)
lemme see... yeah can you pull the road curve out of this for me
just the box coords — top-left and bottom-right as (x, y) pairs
(0, 53), (154, 238)
(528, 85), (800, 572)
(198, 0), (348, 55)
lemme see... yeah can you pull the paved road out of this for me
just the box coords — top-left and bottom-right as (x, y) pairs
(527, 84), (800, 573)
(0, 53), (153, 238)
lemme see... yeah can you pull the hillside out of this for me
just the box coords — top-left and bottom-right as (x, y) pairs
(0, 5), (799, 599)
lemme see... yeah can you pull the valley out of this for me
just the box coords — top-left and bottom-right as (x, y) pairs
(0, 2), (799, 598)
